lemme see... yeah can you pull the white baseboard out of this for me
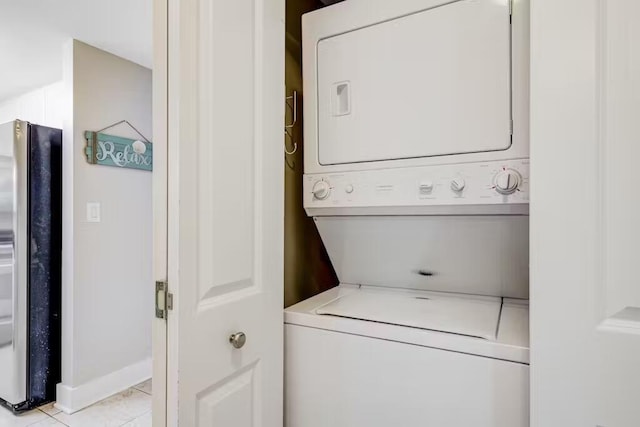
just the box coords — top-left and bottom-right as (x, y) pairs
(55, 358), (152, 414)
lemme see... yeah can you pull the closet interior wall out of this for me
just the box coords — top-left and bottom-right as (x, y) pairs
(284, 0), (337, 307)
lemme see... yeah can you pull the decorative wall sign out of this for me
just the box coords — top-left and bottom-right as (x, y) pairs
(84, 120), (153, 171)
(84, 120), (152, 171)
(85, 132), (153, 171)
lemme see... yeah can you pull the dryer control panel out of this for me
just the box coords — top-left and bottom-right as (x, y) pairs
(303, 159), (529, 214)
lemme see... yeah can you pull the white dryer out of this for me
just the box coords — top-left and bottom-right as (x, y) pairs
(302, 0), (529, 176)
(286, 0), (530, 426)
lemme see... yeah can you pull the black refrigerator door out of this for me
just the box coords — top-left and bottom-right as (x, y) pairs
(25, 123), (62, 411)
(1, 122), (62, 413)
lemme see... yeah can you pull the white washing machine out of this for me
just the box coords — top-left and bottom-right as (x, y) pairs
(286, 289), (529, 426)
(285, 217), (530, 427)
(286, 0), (530, 426)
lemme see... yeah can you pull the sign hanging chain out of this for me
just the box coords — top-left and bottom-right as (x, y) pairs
(96, 119), (152, 143)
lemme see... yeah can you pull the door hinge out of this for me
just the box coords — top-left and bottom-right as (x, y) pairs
(155, 280), (173, 320)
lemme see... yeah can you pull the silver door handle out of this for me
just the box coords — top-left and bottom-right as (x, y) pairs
(229, 332), (246, 349)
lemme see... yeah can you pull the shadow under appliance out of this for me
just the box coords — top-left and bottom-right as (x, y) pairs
(286, 0), (530, 426)
(0, 120), (62, 413)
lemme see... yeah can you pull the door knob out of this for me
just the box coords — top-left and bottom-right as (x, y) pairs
(229, 332), (247, 349)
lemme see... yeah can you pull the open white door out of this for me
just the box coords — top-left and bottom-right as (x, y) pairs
(157, 0), (285, 425)
(531, 1), (640, 426)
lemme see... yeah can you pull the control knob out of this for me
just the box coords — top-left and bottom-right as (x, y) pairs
(312, 180), (331, 200)
(419, 181), (434, 194)
(494, 169), (521, 195)
(450, 177), (466, 193)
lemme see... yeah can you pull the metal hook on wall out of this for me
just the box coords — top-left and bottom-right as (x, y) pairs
(285, 91), (297, 129)
(284, 128), (298, 155)
(284, 91), (298, 156)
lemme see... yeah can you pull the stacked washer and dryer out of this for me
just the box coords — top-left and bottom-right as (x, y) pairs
(285, 0), (530, 426)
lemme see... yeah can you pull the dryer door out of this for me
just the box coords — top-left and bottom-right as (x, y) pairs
(316, 0), (512, 165)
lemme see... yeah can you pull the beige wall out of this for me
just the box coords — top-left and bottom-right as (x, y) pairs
(57, 40), (152, 411)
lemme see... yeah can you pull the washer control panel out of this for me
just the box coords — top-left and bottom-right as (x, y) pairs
(303, 159), (529, 208)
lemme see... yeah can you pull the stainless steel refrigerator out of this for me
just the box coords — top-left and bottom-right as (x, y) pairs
(0, 120), (62, 413)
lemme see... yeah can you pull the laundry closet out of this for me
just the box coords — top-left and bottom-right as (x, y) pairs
(283, 0), (530, 426)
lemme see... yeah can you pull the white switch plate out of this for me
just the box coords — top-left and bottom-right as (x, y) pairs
(86, 202), (101, 223)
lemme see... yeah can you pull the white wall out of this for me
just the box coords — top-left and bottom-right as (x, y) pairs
(56, 39), (153, 413)
(0, 81), (64, 128)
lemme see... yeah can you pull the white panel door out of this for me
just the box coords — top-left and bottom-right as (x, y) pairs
(164, 0), (284, 425)
(530, 1), (640, 426)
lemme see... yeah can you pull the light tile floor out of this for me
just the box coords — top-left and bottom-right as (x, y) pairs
(0, 380), (152, 427)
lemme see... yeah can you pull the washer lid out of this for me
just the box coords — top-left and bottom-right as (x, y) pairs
(316, 288), (501, 340)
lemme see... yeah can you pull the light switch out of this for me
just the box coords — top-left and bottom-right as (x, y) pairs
(86, 202), (101, 223)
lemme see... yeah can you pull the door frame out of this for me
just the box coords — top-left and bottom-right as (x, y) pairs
(152, 0), (169, 425)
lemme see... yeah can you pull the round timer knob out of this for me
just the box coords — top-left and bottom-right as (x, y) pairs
(494, 169), (521, 195)
(312, 180), (331, 200)
(450, 177), (466, 192)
